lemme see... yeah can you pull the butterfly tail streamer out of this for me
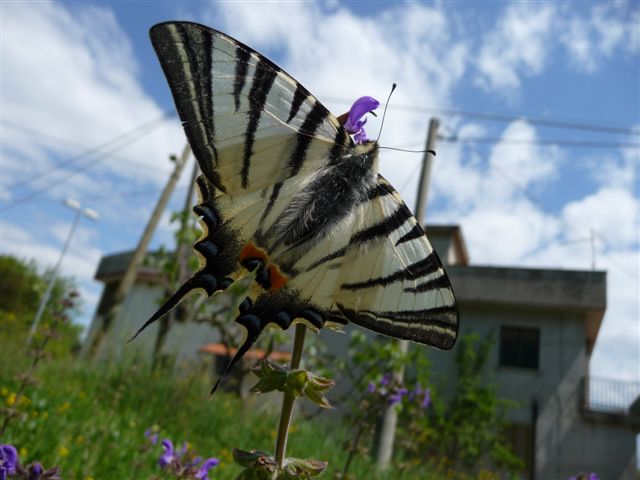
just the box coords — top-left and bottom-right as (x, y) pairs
(208, 314), (263, 396)
(127, 273), (221, 343)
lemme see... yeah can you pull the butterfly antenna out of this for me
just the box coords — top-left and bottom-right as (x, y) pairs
(376, 83), (397, 143)
(379, 146), (437, 155)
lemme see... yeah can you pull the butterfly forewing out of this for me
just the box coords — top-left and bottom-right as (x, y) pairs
(150, 22), (348, 194)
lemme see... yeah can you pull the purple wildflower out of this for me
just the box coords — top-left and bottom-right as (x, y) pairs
(195, 458), (220, 480)
(388, 387), (409, 406)
(186, 456), (203, 468)
(379, 373), (391, 387)
(343, 96), (379, 144)
(145, 429), (158, 445)
(159, 439), (177, 468)
(420, 388), (431, 409)
(0, 445), (18, 480)
(409, 383), (422, 402)
(28, 463), (43, 480)
(366, 382), (376, 394)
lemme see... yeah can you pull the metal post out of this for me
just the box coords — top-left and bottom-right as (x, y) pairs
(376, 118), (439, 468)
(26, 199), (99, 345)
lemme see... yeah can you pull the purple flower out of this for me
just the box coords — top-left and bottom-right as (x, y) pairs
(159, 439), (177, 468)
(145, 429), (158, 445)
(379, 373), (391, 387)
(408, 383), (422, 402)
(366, 382), (376, 394)
(1, 445), (18, 480)
(388, 387), (409, 406)
(28, 463), (43, 480)
(195, 458), (219, 480)
(420, 388), (431, 409)
(343, 96), (379, 144)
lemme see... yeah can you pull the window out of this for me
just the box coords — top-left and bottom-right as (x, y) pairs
(499, 326), (539, 369)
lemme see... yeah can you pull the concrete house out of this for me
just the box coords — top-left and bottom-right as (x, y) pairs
(83, 225), (639, 479)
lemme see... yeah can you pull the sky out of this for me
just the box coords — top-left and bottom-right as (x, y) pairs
(1, 1), (639, 384)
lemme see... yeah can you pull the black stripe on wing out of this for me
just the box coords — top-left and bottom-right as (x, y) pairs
(349, 203), (414, 245)
(335, 303), (458, 350)
(260, 181), (284, 223)
(404, 275), (452, 293)
(395, 224), (424, 246)
(341, 253), (441, 290)
(287, 83), (308, 123)
(233, 46), (251, 112)
(242, 58), (279, 189)
(287, 101), (330, 177)
(150, 23), (224, 191)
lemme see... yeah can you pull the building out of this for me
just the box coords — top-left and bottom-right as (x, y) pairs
(83, 225), (639, 479)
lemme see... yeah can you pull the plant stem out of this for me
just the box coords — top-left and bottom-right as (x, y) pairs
(342, 423), (364, 477)
(274, 323), (307, 468)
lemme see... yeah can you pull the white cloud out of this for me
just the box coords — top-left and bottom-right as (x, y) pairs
(1, 1), (184, 202)
(562, 187), (639, 249)
(210, 0), (469, 217)
(561, 2), (640, 72)
(475, 2), (555, 91)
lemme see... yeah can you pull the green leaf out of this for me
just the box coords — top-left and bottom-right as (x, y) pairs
(281, 457), (328, 479)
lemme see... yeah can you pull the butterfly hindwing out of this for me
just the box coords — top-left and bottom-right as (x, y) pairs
(290, 175), (458, 349)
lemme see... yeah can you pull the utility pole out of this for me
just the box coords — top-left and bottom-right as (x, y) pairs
(152, 158), (200, 366)
(376, 118), (439, 469)
(84, 144), (191, 359)
(26, 198), (99, 346)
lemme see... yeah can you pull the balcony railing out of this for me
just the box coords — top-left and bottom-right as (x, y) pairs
(583, 375), (640, 415)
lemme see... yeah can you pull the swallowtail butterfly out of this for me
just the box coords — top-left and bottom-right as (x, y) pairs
(133, 22), (458, 383)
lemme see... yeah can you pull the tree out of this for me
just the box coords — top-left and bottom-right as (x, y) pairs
(0, 254), (82, 356)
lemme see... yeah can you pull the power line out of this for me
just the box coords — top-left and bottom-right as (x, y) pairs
(2, 116), (171, 211)
(3, 112), (174, 191)
(74, 188), (163, 201)
(323, 96), (640, 136)
(439, 136), (640, 150)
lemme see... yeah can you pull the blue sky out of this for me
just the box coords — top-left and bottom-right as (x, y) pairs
(1, 1), (639, 382)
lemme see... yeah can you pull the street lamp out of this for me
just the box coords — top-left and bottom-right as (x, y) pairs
(26, 198), (99, 345)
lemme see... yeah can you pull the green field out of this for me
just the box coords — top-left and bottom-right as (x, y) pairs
(0, 339), (443, 480)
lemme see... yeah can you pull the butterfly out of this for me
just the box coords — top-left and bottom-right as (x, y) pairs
(132, 21), (458, 387)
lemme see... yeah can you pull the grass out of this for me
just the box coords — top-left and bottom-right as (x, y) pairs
(0, 338), (423, 480)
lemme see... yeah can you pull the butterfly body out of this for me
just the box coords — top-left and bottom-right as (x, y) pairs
(133, 22), (458, 382)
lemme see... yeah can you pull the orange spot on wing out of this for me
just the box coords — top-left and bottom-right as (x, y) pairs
(239, 242), (288, 292)
(268, 265), (288, 292)
(240, 242), (267, 262)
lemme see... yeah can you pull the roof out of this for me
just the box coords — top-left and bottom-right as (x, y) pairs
(95, 250), (162, 283)
(447, 265), (606, 352)
(424, 224), (469, 266)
